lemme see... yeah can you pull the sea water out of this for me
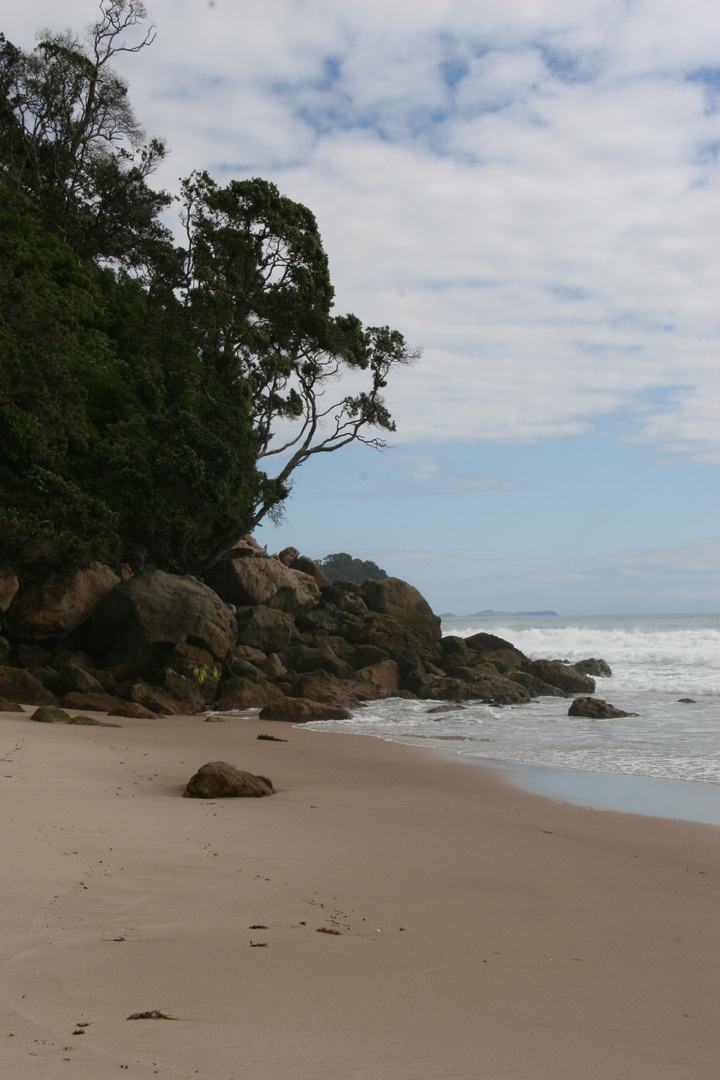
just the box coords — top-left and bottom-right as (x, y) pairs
(305, 614), (720, 825)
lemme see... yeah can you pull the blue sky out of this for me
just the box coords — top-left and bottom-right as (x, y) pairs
(8, 1), (720, 613)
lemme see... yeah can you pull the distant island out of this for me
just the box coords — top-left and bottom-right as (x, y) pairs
(440, 610), (559, 618)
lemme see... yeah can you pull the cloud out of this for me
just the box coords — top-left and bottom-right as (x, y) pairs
(7, 1), (720, 461)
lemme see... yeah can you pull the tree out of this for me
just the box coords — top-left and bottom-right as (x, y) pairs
(0, 1), (172, 274)
(181, 172), (419, 565)
(0, 175), (261, 572)
(317, 553), (388, 584)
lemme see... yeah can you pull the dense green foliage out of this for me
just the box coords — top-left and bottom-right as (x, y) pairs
(318, 552), (388, 584)
(0, 2), (416, 574)
(0, 176), (261, 570)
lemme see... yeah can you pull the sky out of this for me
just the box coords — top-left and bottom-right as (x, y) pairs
(6, 0), (720, 614)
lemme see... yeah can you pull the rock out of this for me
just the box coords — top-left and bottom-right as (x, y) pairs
(350, 660), (402, 699)
(465, 632), (522, 655)
(0, 698), (24, 712)
(358, 578), (441, 641)
(46, 662), (106, 697)
(91, 569), (237, 679)
(205, 556), (320, 616)
(521, 659), (595, 695)
(6, 563), (120, 639)
(0, 636), (10, 664)
(344, 614), (440, 669)
(506, 671), (571, 697)
(128, 683), (201, 716)
(423, 675), (531, 704)
(31, 705), (71, 723)
(108, 701), (159, 719)
(61, 691), (126, 712)
(214, 676), (281, 710)
(163, 670), (209, 711)
(440, 636), (473, 666)
(573, 658), (613, 678)
(0, 567), (19, 612)
(264, 653), (287, 679)
(0, 666), (56, 706)
(235, 606), (295, 654)
(291, 671), (354, 706)
(184, 761), (275, 799)
(231, 645), (268, 667)
(568, 697), (636, 719)
(279, 645), (353, 679)
(427, 703), (465, 714)
(678, 697), (696, 704)
(15, 643), (53, 669)
(472, 648), (524, 673)
(67, 714), (116, 726)
(291, 555), (331, 588)
(276, 546), (300, 566)
(259, 696), (352, 722)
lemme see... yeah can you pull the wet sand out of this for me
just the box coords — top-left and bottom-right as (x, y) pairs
(1, 708), (718, 1079)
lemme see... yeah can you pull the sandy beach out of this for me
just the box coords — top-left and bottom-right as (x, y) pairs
(1, 707), (718, 1080)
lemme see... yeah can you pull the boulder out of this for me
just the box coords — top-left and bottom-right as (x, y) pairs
(521, 659), (595, 695)
(235, 606), (295, 654)
(0, 567), (19, 612)
(215, 676), (281, 710)
(291, 671), (354, 706)
(275, 546), (300, 566)
(108, 701), (159, 719)
(472, 648), (525, 673)
(0, 698), (24, 712)
(279, 645), (353, 679)
(573, 658), (613, 678)
(264, 653), (287, 680)
(349, 660), (402, 699)
(184, 761), (275, 799)
(465, 631), (522, 655)
(15, 643), (53, 669)
(91, 569), (237, 679)
(358, 578), (441, 641)
(46, 662), (106, 697)
(205, 556), (320, 616)
(0, 666), (56, 706)
(6, 563), (120, 639)
(423, 675), (531, 704)
(344, 614), (440, 668)
(291, 555), (331, 588)
(0, 636), (10, 664)
(31, 705), (71, 723)
(568, 697), (636, 719)
(61, 691), (126, 712)
(127, 682), (202, 716)
(259, 695), (352, 722)
(506, 671), (571, 697)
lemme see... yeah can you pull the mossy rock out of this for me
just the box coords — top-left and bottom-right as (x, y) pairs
(31, 705), (71, 723)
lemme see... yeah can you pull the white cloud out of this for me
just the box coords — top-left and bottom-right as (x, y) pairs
(8, 0), (720, 460)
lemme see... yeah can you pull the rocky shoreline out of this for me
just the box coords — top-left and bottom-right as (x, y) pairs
(0, 540), (608, 719)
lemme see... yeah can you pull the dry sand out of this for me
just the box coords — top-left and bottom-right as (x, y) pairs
(1, 707), (718, 1080)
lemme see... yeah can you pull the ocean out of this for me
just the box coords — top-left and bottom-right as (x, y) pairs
(305, 614), (720, 826)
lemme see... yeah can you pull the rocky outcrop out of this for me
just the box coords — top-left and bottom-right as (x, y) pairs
(31, 705), (71, 723)
(568, 697), (636, 719)
(0, 540), (614, 718)
(6, 563), (120, 639)
(184, 761), (275, 798)
(91, 570), (236, 679)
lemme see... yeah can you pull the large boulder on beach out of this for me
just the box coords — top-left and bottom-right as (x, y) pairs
(31, 704), (71, 723)
(184, 761), (275, 798)
(5, 563), (120, 639)
(91, 570), (236, 679)
(521, 659), (595, 694)
(569, 697), (636, 719)
(205, 555), (320, 616)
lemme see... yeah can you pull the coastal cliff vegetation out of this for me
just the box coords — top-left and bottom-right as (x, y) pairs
(0, 0), (416, 576)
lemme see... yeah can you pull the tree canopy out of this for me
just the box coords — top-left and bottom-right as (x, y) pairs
(0, 1), (418, 575)
(317, 553), (388, 585)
